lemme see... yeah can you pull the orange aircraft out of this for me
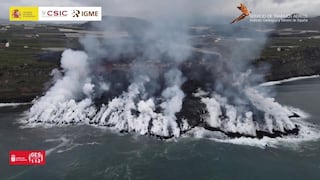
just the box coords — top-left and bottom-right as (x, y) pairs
(231, 3), (251, 24)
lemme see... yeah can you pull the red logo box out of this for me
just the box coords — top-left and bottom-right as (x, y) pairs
(9, 150), (46, 165)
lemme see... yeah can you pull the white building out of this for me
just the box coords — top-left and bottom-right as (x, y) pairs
(0, 40), (9, 48)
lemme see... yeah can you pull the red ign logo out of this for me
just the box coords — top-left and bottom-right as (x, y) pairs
(9, 150), (46, 165)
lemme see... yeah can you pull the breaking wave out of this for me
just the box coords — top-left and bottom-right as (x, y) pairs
(260, 75), (320, 86)
(0, 103), (31, 107)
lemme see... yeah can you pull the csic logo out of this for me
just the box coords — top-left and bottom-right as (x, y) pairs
(12, 9), (20, 18)
(42, 10), (68, 17)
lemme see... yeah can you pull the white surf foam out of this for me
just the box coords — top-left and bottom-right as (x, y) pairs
(190, 87), (320, 148)
(260, 75), (320, 87)
(187, 121), (320, 149)
(0, 103), (31, 107)
(45, 137), (71, 156)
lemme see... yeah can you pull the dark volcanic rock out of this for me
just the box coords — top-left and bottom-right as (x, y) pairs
(175, 79), (301, 139)
(176, 80), (207, 131)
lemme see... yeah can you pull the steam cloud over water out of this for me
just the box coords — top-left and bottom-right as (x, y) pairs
(24, 2), (319, 145)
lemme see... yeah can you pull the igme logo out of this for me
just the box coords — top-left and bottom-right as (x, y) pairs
(81, 10), (99, 17)
(72, 10), (80, 17)
(72, 10), (99, 18)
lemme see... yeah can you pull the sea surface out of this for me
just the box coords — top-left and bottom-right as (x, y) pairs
(1, 77), (320, 180)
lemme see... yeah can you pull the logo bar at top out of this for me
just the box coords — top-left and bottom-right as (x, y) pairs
(10, 6), (102, 21)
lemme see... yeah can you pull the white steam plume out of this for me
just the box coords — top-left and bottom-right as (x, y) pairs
(22, 1), (319, 145)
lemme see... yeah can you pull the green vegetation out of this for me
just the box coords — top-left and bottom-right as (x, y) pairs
(261, 37), (320, 58)
(0, 24), (80, 102)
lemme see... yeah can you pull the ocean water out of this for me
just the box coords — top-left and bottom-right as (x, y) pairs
(1, 77), (320, 180)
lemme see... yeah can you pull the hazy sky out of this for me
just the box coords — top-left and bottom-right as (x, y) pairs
(2, 0), (319, 19)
